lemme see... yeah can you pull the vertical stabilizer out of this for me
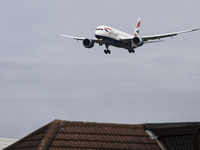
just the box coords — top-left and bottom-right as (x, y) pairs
(134, 17), (141, 37)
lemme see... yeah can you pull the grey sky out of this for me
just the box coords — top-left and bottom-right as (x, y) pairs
(0, 0), (200, 139)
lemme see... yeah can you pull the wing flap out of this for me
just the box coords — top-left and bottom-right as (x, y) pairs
(144, 40), (164, 44)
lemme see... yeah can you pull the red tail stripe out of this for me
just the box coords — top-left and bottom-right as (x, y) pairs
(136, 21), (140, 28)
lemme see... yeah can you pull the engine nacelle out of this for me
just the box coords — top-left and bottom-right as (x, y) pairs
(83, 38), (94, 48)
(132, 36), (144, 47)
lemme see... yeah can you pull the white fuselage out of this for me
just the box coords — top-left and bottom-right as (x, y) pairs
(95, 25), (133, 49)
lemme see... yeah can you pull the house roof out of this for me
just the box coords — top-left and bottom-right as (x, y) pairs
(4, 120), (161, 150)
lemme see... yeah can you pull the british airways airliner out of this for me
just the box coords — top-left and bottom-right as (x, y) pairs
(60, 18), (200, 54)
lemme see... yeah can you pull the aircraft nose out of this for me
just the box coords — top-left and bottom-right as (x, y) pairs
(95, 30), (101, 36)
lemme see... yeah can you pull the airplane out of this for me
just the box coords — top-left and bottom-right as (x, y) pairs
(60, 17), (200, 54)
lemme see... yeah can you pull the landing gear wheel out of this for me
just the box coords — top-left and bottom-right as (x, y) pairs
(104, 49), (111, 54)
(104, 50), (107, 54)
(129, 49), (135, 53)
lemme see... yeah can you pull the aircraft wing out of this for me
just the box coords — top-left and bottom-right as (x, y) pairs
(142, 28), (200, 41)
(60, 34), (85, 41)
(120, 28), (200, 43)
(60, 34), (99, 43)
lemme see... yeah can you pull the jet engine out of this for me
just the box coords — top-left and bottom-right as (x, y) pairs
(132, 36), (143, 47)
(83, 39), (94, 48)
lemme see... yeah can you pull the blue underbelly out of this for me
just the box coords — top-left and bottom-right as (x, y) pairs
(95, 35), (124, 47)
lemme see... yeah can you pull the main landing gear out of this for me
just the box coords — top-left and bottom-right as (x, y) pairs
(104, 45), (111, 54)
(104, 49), (111, 54)
(128, 49), (135, 53)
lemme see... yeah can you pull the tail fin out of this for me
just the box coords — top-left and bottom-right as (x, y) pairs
(134, 17), (141, 37)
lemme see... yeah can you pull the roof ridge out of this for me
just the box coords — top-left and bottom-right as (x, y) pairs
(54, 119), (143, 128)
(37, 120), (60, 150)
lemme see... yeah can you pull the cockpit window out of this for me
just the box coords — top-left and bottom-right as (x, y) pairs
(96, 28), (103, 31)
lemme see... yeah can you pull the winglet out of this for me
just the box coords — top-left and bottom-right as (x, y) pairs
(192, 28), (200, 32)
(134, 17), (141, 37)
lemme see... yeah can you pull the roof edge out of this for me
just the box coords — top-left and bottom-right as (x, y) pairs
(3, 121), (54, 150)
(143, 122), (200, 130)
